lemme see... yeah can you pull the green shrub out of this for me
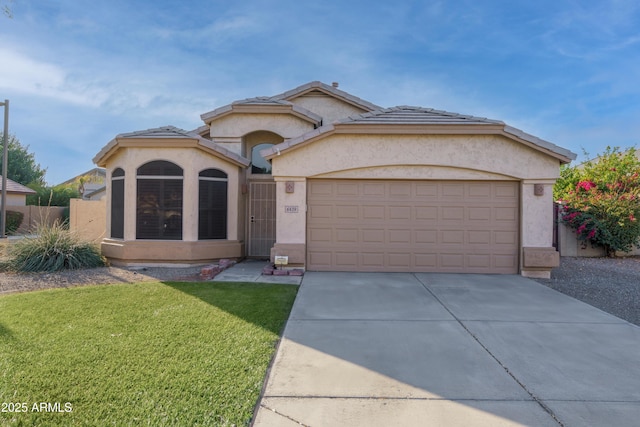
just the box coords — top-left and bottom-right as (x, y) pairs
(6, 210), (24, 234)
(555, 146), (640, 256)
(7, 221), (106, 272)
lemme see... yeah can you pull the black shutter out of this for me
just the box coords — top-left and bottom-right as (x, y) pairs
(111, 177), (124, 239)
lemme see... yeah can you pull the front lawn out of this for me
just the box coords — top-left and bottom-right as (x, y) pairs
(0, 281), (297, 426)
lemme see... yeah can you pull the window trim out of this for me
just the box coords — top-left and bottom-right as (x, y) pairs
(198, 168), (228, 240)
(110, 168), (125, 239)
(136, 161), (184, 241)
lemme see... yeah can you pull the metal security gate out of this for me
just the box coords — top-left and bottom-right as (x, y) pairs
(247, 182), (276, 257)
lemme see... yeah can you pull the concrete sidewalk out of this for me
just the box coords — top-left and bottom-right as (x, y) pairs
(253, 273), (640, 426)
(212, 259), (302, 285)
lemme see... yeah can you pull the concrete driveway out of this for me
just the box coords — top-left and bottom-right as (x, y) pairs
(253, 273), (640, 427)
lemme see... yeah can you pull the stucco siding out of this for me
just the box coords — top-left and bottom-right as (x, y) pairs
(290, 95), (369, 125)
(271, 134), (561, 180)
(104, 147), (242, 243)
(4, 193), (26, 206)
(210, 113), (315, 140)
(521, 180), (556, 247)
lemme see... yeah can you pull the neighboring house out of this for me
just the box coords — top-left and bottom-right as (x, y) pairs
(59, 167), (106, 200)
(83, 186), (106, 201)
(93, 81), (576, 277)
(0, 177), (36, 206)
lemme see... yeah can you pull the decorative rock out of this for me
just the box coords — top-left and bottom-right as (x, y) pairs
(219, 259), (236, 269)
(262, 265), (274, 275)
(200, 265), (221, 279)
(289, 269), (304, 276)
(273, 269), (289, 276)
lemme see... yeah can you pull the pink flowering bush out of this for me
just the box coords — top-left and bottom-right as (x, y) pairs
(555, 147), (640, 256)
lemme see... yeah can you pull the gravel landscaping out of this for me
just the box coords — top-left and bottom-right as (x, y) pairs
(2, 256), (638, 327)
(0, 265), (205, 294)
(534, 256), (640, 327)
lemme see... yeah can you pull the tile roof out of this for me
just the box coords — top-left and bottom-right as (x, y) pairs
(200, 97), (322, 124)
(93, 126), (250, 167)
(117, 125), (194, 139)
(200, 81), (380, 124)
(0, 177), (36, 194)
(336, 106), (504, 125)
(271, 81), (382, 112)
(262, 106), (577, 162)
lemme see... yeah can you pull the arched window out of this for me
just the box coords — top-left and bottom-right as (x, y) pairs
(199, 169), (227, 239)
(251, 143), (274, 174)
(110, 168), (125, 239)
(136, 161), (183, 240)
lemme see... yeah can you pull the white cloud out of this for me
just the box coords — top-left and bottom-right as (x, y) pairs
(0, 47), (109, 106)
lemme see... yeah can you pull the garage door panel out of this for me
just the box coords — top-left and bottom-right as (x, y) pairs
(388, 253), (411, 267)
(468, 207), (492, 221)
(441, 230), (465, 244)
(442, 183), (465, 197)
(363, 182), (385, 196)
(336, 228), (358, 243)
(362, 229), (384, 243)
(468, 230), (492, 244)
(441, 207), (465, 221)
(309, 227), (332, 242)
(308, 251), (332, 268)
(335, 252), (358, 267)
(416, 183), (438, 197)
(495, 230), (518, 244)
(389, 206), (411, 220)
(416, 206), (438, 220)
(496, 183), (518, 198)
(389, 182), (412, 197)
(415, 253), (438, 268)
(496, 207), (518, 221)
(388, 229), (412, 244)
(336, 205), (359, 219)
(468, 254), (492, 268)
(440, 253), (465, 268)
(309, 204), (333, 219)
(361, 252), (384, 267)
(415, 230), (438, 244)
(307, 180), (519, 274)
(336, 182), (358, 196)
(468, 183), (492, 198)
(495, 254), (518, 269)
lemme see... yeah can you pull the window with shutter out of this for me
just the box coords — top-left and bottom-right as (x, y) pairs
(110, 168), (125, 239)
(199, 169), (227, 239)
(136, 161), (183, 240)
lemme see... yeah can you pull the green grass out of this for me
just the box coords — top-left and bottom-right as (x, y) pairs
(0, 281), (298, 426)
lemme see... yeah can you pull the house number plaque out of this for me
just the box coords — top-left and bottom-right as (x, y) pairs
(285, 205), (299, 213)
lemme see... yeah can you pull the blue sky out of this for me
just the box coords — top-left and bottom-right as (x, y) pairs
(1, 0), (639, 184)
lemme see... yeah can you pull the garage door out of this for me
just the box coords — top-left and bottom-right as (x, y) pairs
(306, 180), (519, 274)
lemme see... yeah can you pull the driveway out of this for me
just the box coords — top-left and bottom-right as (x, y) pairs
(253, 273), (640, 427)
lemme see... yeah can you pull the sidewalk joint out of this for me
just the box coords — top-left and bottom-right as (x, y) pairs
(413, 273), (566, 427)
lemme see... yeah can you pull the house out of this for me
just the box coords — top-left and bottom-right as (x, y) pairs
(0, 177), (36, 206)
(59, 167), (106, 200)
(93, 81), (576, 277)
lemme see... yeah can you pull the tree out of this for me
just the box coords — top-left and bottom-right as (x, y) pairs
(26, 184), (80, 207)
(0, 133), (47, 187)
(555, 146), (640, 256)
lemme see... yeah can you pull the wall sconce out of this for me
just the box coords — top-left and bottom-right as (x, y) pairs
(285, 181), (295, 193)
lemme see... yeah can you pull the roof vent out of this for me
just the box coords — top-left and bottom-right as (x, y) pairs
(332, 82), (339, 88)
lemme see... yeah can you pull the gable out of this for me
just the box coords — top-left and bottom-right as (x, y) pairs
(261, 106), (576, 165)
(269, 132), (563, 180)
(288, 92), (371, 125)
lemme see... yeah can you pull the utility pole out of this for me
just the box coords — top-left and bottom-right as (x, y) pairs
(0, 99), (8, 239)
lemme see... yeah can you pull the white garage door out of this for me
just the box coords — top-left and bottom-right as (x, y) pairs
(306, 180), (519, 274)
